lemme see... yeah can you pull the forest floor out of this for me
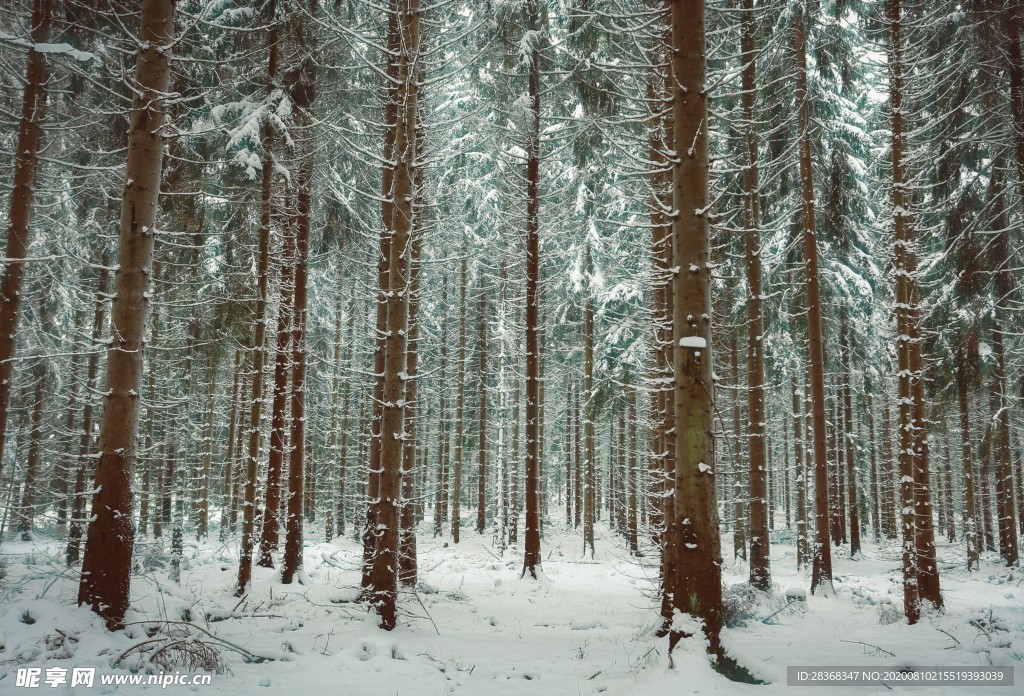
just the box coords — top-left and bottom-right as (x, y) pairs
(0, 520), (1021, 695)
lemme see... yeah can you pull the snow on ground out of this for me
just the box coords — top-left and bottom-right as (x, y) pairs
(0, 521), (1021, 695)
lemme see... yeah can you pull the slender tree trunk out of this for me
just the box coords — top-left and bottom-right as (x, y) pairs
(368, 0), (418, 628)
(522, 0), (543, 578)
(867, 389), (881, 541)
(0, 0), (52, 485)
(399, 210), (423, 585)
(221, 349), (242, 539)
(566, 378), (573, 526)
(731, 335), (746, 561)
(793, 379), (808, 569)
(477, 294), (488, 534)
(56, 326), (85, 539)
(231, 355), (249, 534)
(739, 0), (770, 593)
(453, 255), (467, 544)
(17, 355), (46, 540)
(282, 18), (316, 581)
(362, 0), (402, 588)
(628, 390), (639, 555)
(78, 0), (176, 630)
(842, 318), (860, 556)
(796, 5), (834, 597)
(574, 376), (582, 529)
(258, 216), (296, 567)
(197, 359), (217, 540)
(238, 0), (280, 596)
(583, 296), (595, 557)
(434, 285), (449, 537)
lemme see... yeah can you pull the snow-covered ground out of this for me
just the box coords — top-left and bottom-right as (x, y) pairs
(0, 521), (1021, 695)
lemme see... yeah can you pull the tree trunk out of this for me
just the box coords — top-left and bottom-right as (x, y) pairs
(258, 214), (296, 568)
(739, 0), (770, 593)
(667, 0), (722, 655)
(433, 285), (449, 537)
(238, 0), (281, 596)
(399, 209), (423, 585)
(477, 294), (488, 534)
(362, 0), (403, 588)
(0, 0), (52, 486)
(221, 349), (242, 539)
(282, 16), (316, 581)
(368, 0), (418, 628)
(453, 255), (468, 544)
(522, 0), (543, 578)
(731, 334), (746, 562)
(841, 317), (860, 557)
(197, 359), (217, 540)
(77, 0), (176, 630)
(17, 355), (46, 540)
(583, 296), (595, 558)
(796, 5), (834, 597)
(793, 379), (808, 569)
(56, 323), (85, 539)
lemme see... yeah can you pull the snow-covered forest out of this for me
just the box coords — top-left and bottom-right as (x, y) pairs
(1, 0), (1023, 693)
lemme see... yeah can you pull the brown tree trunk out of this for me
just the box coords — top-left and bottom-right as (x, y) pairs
(793, 379), (808, 569)
(867, 389), (881, 541)
(282, 16), (316, 581)
(509, 343), (521, 543)
(16, 353), (46, 539)
(888, 0), (930, 622)
(221, 349), (242, 539)
(881, 391), (897, 539)
(362, 0), (403, 588)
(399, 216), (423, 585)
(565, 378), (573, 526)
(522, 0), (543, 578)
(197, 359), (217, 540)
(434, 285), (449, 537)
(583, 295), (595, 557)
(0, 0), (52, 485)
(258, 217), (296, 567)
(842, 318), (860, 556)
(666, 0), (722, 655)
(627, 390), (639, 555)
(57, 323), (85, 539)
(453, 255), (468, 544)
(731, 335), (746, 561)
(796, 6), (834, 597)
(368, 0), (418, 628)
(238, 0), (280, 596)
(231, 355), (249, 534)
(739, 0), (770, 593)
(77, 0), (175, 630)
(477, 294), (488, 534)
(987, 164), (1019, 568)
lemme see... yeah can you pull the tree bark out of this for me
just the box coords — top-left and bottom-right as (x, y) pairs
(78, 0), (176, 630)
(477, 294), (488, 534)
(282, 11), (316, 581)
(739, 0), (770, 593)
(0, 0), (52, 485)
(522, 0), (543, 578)
(795, 5), (834, 597)
(453, 255), (468, 544)
(667, 0), (723, 655)
(841, 317), (860, 557)
(583, 292), (595, 558)
(368, 0), (418, 628)
(238, 0), (281, 596)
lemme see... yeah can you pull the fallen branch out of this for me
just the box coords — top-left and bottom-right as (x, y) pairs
(840, 639), (894, 658)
